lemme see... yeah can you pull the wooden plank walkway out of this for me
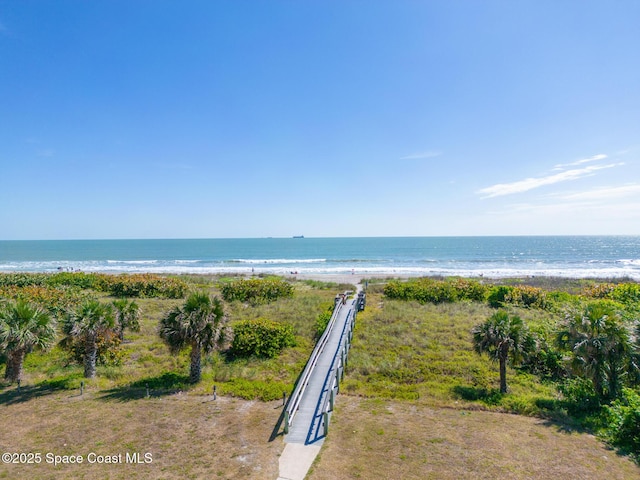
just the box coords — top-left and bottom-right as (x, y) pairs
(284, 295), (356, 445)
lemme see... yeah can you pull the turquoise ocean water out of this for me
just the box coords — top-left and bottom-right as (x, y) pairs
(0, 237), (639, 279)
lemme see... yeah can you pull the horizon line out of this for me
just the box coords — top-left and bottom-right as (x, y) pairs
(2, 234), (640, 242)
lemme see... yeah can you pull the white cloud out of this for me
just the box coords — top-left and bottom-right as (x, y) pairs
(477, 163), (622, 198)
(500, 199), (640, 219)
(553, 184), (640, 201)
(552, 153), (607, 170)
(399, 151), (442, 160)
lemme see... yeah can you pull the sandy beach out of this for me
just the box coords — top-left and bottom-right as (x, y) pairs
(284, 272), (416, 286)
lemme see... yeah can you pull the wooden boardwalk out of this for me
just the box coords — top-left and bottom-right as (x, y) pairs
(284, 291), (359, 446)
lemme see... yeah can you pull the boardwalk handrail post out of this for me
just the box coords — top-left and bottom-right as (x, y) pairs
(284, 300), (345, 430)
(323, 411), (330, 435)
(284, 411), (290, 434)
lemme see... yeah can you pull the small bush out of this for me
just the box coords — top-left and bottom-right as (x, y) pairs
(488, 285), (548, 309)
(315, 302), (335, 338)
(450, 278), (489, 302)
(0, 285), (90, 317)
(47, 272), (101, 289)
(583, 283), (616, 299)
(0, 273), (49, 288)
(99, 274), (187, 298)
(487, 285), (514, 308)
(384, 278), (488, 305)
(610, 283), (640, 305)
(219, 278), (294, 304)
(521, 345), (567, 381)
(384, 278), (458, 304)
(559, 377), (601, 416)
(60, 329), (124, 367)
(602, 387), (640, 460)
(230, 318), (296, 358)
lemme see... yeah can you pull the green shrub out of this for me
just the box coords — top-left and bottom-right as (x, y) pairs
(450, 278), (489, 302)
(547, 291), (580, 311)
(46, 272), (101, 289)
(559, 377), (601, 416)
(603, 387), (640, 459)
(611, 283), (640, 306)
(219, 278), (294, 304)
(230, 318), (296, 358)
(384, 278), (488, 305)
(99, 274), (187, 298)
(0, 273), (49, 288)
(0, 285), (90, 317)
(0, 272), (187, 299)
(582, 283), (616, 299)
(521, 344), (567, 381)
(315, 302), (335, 338)
(382, 281), (409, 300)
(59, 329), (124, 367)
(487, 286), (514, 308)
(488, 285), (548, 309)
(384, 278), (458, 304)
(581, 282), (640, 307)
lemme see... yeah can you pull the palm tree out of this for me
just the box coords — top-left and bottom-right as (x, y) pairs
(159, 292), (227, 383)
(472, 310), (535, 393)
(62, 299), (115, 378)
(0, 300), (56, 384)
(112, 299), (140, 342)
(558, 301), (633, 402)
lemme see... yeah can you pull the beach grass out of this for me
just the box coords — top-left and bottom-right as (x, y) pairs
(342, 293), (560, 413)
(1, 274), (639, 478)
(9, 279), (346, 401)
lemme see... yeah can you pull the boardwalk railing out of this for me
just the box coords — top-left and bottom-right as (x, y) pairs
(318, 307), (355, 436)
(283, 295), (347, 433)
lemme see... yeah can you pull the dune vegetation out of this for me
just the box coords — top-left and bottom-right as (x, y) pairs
(1, 272), (639, 479)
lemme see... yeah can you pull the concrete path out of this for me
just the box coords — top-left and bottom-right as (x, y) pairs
(277, 443), (322, 480)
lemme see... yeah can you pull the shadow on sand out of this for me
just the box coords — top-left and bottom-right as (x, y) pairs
(0, 377), (76, 405)
(97, 372), (191, 401)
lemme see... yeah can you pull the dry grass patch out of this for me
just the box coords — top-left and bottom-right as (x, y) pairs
(308, 396), (640, 480)
(0, 389), (285, 479)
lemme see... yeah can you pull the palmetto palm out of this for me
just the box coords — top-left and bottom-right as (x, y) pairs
(159, 292), (227, 383)
(472, 310), (535, 393)
(62, 299), (116, 378)
(558, 302), (633, 401)
(112, 299), (140, 342)
(0, 300), (56, 384)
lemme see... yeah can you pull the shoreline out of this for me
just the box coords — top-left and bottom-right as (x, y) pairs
(238, 272), (640, 288)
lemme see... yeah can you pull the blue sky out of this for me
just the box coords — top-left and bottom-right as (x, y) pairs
(1, 1), (639, 240)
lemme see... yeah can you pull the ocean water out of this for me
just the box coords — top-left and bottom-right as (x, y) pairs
(0, 236), (639, 279)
